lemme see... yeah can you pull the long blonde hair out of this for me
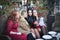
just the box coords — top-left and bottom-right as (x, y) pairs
(21, 10), (27, 16)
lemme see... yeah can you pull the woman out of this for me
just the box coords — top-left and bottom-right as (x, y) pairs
(27, 10), (34, 28)
(17, 10), (30, 34)
(32, 10), (41, 38)
(4, 10), (27, 40)
(33, 10), (38, 20)
(38, 13), (46, 27)
(38, 13), (47, 35)
(27, 10), (41, 39)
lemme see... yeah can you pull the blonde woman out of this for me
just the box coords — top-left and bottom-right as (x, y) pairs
(17, 10), (30, 35)
(32, 10), (41, 38)
(33, 10), (38, 20)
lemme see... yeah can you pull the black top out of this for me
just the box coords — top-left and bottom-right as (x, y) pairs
(26, 15), (37, 28)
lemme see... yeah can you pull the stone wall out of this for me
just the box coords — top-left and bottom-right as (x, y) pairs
(53, 12), (60, 32)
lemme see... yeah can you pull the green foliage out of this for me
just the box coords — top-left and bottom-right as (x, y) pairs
(0, 0), (10, 16)
(34, 0), (47, 13)
(0, 0), (10, 6)
(0, 10), (4, 16)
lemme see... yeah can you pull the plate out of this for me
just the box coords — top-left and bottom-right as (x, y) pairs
(48, 31), (57, 35)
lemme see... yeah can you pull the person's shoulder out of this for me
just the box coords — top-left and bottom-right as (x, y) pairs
(7, 20), (13, 24)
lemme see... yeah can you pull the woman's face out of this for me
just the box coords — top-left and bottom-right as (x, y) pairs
(28, 10), (32, 16)
(23, 11), (27, 18)
(14, 12), (19, 21)
(33, 10), (38, 16)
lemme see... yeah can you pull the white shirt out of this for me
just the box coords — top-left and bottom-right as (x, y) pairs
(39, 17), (46, 26)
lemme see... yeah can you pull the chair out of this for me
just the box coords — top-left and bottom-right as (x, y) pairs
(0, 14), (11, 40)
(42, 35), (52, 40)
(0, 35), (11, 40)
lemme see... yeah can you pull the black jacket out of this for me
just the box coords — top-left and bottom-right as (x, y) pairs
(26, 16), (37, 28)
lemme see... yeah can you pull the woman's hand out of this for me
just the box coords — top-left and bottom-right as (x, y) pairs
(34, 21), (39, 26)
